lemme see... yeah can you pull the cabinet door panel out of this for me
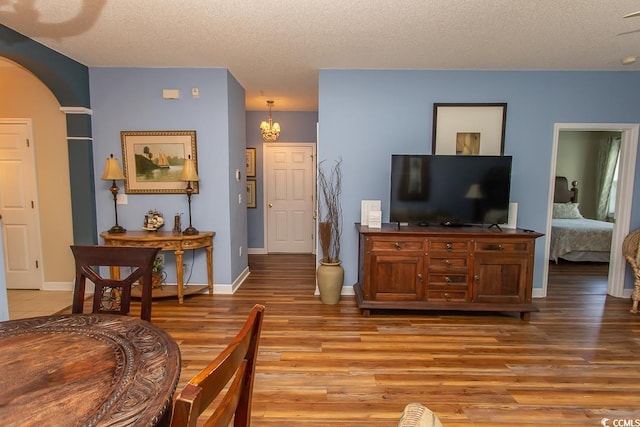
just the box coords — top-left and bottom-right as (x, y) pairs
(473, 254), (527, 303)
(371, 254), (424, 301)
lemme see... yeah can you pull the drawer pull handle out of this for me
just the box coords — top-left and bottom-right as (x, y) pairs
(395, 242), (401, 249)
(444, 293), (451, 301)
(445, 276), (452, 284)
(474, 275), (480, 282)
(445, 259), (452, 267)
(446, 243), (453, 251)
(417, 273), (423, 281)
(498, 244), (504, 251)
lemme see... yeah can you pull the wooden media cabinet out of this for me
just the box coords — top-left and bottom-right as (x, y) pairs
(354, 224), (543, 319)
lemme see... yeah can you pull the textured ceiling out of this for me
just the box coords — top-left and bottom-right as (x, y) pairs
(2, 0), (640, 111)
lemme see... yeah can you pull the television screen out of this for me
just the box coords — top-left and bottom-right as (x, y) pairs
(390, 155), (512, 226)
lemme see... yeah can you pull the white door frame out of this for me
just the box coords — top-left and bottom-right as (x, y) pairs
(262, 142), (317, 254)
(542, 123), (639, 298)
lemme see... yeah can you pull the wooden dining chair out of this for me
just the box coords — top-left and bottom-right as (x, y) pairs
(70, 245), (161, 322)
(171, 304), (265, 427)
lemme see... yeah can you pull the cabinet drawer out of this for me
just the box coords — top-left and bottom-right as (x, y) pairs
(429, 256), (468, 271)
(428, 274), (468, 288)
(370, 240), (424, 251)
(475, 241), (529, 252)
(429, 240), (468, 253)
(427, 290), (468, 302)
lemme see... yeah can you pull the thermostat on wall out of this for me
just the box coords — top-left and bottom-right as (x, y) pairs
(162, 89), (180, 99)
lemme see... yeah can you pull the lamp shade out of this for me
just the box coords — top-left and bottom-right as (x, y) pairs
(180, 155), (199, 181)
(101, 154), (125, 181)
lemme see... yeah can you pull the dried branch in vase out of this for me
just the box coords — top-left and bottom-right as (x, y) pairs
(318, 158), (342, 263)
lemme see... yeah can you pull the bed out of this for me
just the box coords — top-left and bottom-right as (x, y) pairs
(549, 176), (613, 263)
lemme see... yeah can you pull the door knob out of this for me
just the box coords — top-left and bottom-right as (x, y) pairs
(268, 203), (273, 208)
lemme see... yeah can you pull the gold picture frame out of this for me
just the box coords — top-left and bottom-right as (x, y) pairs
(432, 103), (507, 155)
(246, 179), (257, 208)
(246, 148), (256, 177)
(120, 130), (198, 194)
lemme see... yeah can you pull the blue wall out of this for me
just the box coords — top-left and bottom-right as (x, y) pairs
(0, 24), (89, 108)
(227, 73), (249, 278)
(245, 111), (318, 249)
(90, 68), (244, 285)
(1, 24), (96, 244)
(318, 70), (640, 290)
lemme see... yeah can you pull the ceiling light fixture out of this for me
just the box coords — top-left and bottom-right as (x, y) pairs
(259, 100), (281, 142)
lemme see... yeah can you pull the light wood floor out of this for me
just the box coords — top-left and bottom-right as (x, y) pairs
(69, 256), (640, 425)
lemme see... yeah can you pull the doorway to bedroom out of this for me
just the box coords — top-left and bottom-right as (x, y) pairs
(543, 124), (639, 299)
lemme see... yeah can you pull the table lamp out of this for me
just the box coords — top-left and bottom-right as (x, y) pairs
(101, 154), (126, 234)
(180, 155), (199, 235)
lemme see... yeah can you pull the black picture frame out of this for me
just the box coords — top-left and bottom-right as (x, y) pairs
(432, 103), (507, 155)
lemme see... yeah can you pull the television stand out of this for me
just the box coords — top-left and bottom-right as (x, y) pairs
(354, 223), (542, 320)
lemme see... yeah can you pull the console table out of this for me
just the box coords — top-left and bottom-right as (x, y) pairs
(355, 224), (542, 319)
(101, 230), (215, 303)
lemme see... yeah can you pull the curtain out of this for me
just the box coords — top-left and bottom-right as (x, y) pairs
(595, 136), (621, 221)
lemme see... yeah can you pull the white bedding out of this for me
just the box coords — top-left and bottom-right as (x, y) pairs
(550, 218), (613, 262)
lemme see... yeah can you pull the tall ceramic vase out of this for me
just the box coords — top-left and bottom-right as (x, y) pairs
(317, 260), (344, 304)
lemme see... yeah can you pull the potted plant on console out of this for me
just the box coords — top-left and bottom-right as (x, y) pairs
(317, 158), (343, 304)
(152, 255), (166, 289)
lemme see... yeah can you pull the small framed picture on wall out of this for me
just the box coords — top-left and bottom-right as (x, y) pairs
(246, 148), (256, 177)
(247, 179), (257, 208)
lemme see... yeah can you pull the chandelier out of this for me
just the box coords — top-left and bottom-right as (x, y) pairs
(259, 100), (281, 142)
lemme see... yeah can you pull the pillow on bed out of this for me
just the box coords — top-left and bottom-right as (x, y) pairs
(553, 202), (583, 219)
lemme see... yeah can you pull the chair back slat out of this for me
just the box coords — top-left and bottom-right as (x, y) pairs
(171, 304), (265, 427)
(70, 245), (160, 321)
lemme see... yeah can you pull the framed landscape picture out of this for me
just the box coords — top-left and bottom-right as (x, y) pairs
(432, 103), (507, 155)
(120, 130), (198, 194)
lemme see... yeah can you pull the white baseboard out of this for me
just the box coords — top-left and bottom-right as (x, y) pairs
(40, 273), (251, 296)
(533, 286), (633, 299)
(192, 265), (251, 295)
(43, 281), (75, 291)
(248, 248), (266, 254)
(314, 284), (355, 296)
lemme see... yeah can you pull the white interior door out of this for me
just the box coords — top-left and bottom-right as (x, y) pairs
(0, 119), (43, 289)
(265, 143), (315, 253)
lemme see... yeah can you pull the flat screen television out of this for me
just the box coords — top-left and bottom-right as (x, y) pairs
(390, 154), (512, 226)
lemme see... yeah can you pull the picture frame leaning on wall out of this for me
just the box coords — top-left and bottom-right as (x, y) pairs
(432, 103), (507, 155)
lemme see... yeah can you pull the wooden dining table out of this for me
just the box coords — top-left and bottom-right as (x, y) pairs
(0, 313), (181, 427)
